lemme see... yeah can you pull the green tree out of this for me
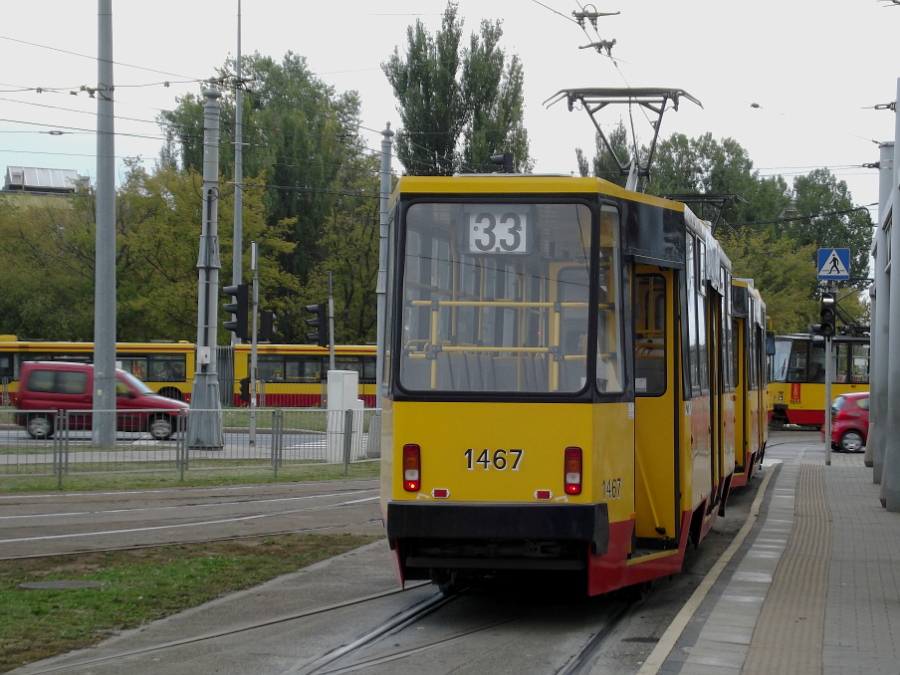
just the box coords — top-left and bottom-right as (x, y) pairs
(0, 194), (95, 339)
(158, 52), (367, 290)
(303, 154), (383, 344)
(718, 227), (818, 333)
(0, 162), (296, 344)
(786, 168), (872, 286)
(383, 1), (531, 175)
(575, 120), (631, 187)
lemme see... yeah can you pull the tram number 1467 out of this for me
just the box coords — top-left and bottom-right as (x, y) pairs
(602, 478), (623, 500)
(464, 448), (524, 471)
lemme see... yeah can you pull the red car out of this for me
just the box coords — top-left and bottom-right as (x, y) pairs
(822, 392), (869, 453)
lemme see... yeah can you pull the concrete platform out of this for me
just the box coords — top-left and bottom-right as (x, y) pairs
(646, 431), (900, 674)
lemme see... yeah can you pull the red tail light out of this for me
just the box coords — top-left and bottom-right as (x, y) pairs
(564, 446), (582, 495)
(402, 444), (421, 492)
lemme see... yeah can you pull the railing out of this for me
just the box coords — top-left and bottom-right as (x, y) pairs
(0, 407), (380, 487)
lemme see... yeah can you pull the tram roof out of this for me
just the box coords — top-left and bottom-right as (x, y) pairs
(391, 173), (685, 211)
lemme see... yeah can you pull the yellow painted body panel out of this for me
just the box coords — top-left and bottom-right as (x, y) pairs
(382, 399), (635, 524)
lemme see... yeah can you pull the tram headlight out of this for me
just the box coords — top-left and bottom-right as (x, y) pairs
(564, 446), (582, 495)
(402, 443), (421, 492)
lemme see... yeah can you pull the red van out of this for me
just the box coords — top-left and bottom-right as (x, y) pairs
(14, 361), (189, 440)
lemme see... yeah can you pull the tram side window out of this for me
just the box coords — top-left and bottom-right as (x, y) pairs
(684, 236), (701, 396)
(747, 323), (759, 391)
(696, 240), (709, 394)
(835, 343), (850, 383)
(148, 357), (186, 382)
(787, 341), (809, 382)
(852, 343), (870, 383)
(334, 356), (375, 383)
(635, 275), (666, 396)
(0, 355), (13, 379)
(257, 356), (287, 382)
(117, 357), (149, 380)
(808, 343), (826, 382)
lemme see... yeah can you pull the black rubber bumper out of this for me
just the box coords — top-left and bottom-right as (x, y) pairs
(386, 501), (609, 555)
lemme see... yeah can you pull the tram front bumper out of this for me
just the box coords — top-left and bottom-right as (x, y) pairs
(387, 502), (609, 571)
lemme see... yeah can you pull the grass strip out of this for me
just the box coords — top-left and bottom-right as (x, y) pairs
(0, 460), (380, 493)
(0, 533), (382, 673)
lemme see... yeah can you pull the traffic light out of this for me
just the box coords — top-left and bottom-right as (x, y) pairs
(260, 310), (277, 342)
(490, 151), (515, 173)
(305, 302), (327, 347)
(222, 283), (250, 341)
(239, 376), (251, 403)
(820, 292), (836, 338)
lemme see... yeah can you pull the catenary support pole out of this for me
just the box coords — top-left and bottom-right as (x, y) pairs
(870, 142), (892, 480)
(884, 78), (900, 510)
(92, 0), (116, 447)
(187, 83), (225, 450)
(232, 0), (243, 345)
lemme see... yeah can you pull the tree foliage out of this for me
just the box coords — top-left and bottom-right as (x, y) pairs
(383, 1), (531, 175)
(158, 51), (370, 333)
(0, 162), (296, 344)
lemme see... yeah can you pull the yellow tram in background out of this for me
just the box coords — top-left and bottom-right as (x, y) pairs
(379, 174), (768, 596)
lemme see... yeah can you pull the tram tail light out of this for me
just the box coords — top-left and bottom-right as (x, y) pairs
(403, 444), (421, 492)
(564, 446), (582, 495)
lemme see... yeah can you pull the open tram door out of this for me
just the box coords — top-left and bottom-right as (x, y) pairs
(633, 266), (681, 550)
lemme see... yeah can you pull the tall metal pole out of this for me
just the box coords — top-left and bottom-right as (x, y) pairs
(231, 0), (243, 344)
(249, 241), (258, 445)
(870, 142), (892, 481)
(187, 83), (225, 450)
(884, 78), (900, 511)
(328, 271), (336, 371)
(376, 123), (394, 411)
(824, 327), (833, 466)
(92, 0), (116, 447)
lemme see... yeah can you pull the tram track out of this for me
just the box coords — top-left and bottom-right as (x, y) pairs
(285, 584), (637, 675)
(14, 584), (432, 675)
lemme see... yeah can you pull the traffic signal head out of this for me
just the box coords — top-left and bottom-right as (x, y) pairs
(305, 302), (327, 347)
(239, 376), (251, 403)
(820, 292), (836, 338)
(222, 283), (250, 341)
(490, 152), (515, 173)
(260, 310), (277, 342)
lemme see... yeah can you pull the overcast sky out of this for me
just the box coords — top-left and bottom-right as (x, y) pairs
(1, 0), (897, 220)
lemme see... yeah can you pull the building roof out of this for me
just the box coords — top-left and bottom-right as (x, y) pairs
(3, 166), (89, 193)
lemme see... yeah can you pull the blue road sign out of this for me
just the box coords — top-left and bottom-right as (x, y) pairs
(817, 248), (850, 280)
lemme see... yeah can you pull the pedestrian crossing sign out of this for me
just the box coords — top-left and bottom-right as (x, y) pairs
(817, 248), (850, 280)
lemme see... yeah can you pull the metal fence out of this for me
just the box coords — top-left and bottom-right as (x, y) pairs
(0, 407), (381, 486)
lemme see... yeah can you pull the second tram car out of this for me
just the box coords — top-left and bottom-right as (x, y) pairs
(768, 332), (869, 427)
(379, 174), (768, 596)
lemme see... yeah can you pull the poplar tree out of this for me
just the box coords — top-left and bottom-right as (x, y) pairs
(383, 2), (531, 175)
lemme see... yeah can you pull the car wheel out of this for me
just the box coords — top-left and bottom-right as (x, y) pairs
(839, 430), (865, 453)
(148, 415), (174, 441)
(26, 414), (54, 440)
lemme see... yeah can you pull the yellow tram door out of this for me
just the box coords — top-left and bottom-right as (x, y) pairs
(633, 269), (679, 544)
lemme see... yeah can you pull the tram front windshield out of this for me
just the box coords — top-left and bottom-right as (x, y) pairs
(398, 200), (622, 395)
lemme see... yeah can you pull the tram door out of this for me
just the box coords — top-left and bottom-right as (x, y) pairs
(707, 284), (731, 508)
(633, 269), (679, 544)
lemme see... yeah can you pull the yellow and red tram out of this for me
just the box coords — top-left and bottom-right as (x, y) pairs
(768, 332), (869, 427)
(379, 174), (768, 596)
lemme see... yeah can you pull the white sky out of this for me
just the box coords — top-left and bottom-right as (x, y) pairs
(0, 0), (897, 220)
